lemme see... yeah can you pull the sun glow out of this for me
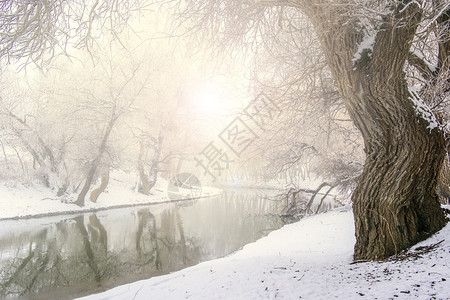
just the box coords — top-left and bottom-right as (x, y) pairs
(193, 84), (226, 117)
(183, 74), (249, 131)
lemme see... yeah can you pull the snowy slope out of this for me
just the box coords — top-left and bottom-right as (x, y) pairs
(77, 207), (450, 300)
(0, 174), (221, 220)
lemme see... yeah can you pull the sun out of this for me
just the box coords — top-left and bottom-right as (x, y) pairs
(192, 84), (226, 117)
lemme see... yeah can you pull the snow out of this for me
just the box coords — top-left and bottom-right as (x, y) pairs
(77, 207), (450, 300)
(411, 49), (436, 73)
(409, 87), (442, 131)
(0, 172), (222, 220)
(1, 174), (449, 299)
(352, 29), (377, 66)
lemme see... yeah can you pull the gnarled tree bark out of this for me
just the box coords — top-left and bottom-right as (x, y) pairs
(301, 2), (447, 259)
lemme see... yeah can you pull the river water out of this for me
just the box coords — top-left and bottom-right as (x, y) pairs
(0, 189), (287, 299)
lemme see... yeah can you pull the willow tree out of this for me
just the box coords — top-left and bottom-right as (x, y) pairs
(299, 1), (448, 260)
(169, 0), (449, 260)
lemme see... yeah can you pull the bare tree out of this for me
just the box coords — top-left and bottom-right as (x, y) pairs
(0, 70), (75, 191)
(0, 0), (147, 66)
(73, 40), (150, 206)
(166, 0), (449, 260)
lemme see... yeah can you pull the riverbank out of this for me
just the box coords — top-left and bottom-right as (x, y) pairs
(0, 172), (222, 220)
(78, 206), (450, 300)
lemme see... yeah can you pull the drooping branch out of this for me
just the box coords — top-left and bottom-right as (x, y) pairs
(0, 0), (149, 66)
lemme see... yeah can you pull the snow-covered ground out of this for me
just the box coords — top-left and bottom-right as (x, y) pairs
(2, 174), (449, 299)
(78, 207), (450, 300)
(0, 172), (222, 220)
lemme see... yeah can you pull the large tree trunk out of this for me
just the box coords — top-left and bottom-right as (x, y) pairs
(303, 3), (447, 259)
(75, 114), (117, 206)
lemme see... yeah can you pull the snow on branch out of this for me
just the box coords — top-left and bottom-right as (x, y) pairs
(409, 87), (442, 132)
(398, 0), (423, 14)
(417, 2), (450, 34)
(408, 50), (436, 80)
(352, 28), (377, 69)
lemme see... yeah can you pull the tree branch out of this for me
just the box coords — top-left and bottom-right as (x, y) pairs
(245, 0), (303, 13)
(408, 51), (435, 81)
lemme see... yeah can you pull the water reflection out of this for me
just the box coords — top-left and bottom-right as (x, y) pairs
(0, 189), (285, 299)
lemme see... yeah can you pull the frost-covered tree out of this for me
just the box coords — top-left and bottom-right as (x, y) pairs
(0, 0), (146, 66)
(72, 44), (151, 206)
(0, 69), (74, 191)
(166, 0), (450, 260)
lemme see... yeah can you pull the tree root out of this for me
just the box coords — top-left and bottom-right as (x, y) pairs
(351, 240), (445, 264)
(391, 240), (445, 261)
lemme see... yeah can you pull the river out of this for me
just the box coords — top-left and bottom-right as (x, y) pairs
(0, 188), (287, 299)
